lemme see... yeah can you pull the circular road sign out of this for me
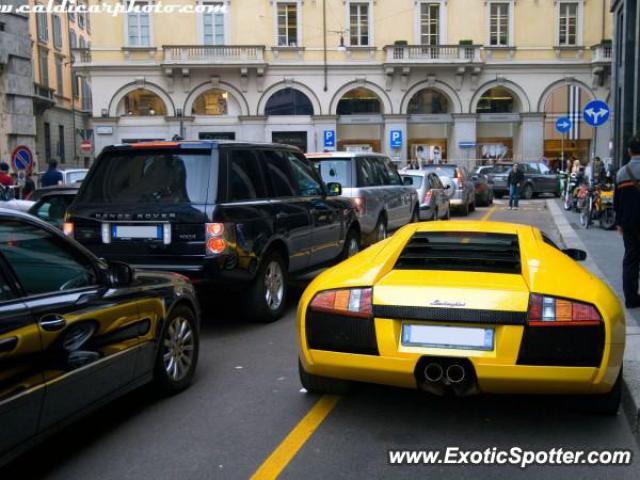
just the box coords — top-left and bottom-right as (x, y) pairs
(11, 145), (34, 171)
(555, 117), (572, 134)
(583, 100), (610, 127)
(80, 140), (92, 153)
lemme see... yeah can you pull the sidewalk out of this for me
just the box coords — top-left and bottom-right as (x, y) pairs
(547, 199), (640, 442)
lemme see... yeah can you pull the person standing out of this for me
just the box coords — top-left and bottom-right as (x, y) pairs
(0, 163), (14, 187)
(614, 135), (640, 308)
(507, 163), (524, 210)
(41, 160), (63, 187)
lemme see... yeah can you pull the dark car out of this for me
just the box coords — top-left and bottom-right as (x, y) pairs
(471, 167), (494, 206)
(487, 162), (560, 199)
(66, 141), (361, 322)
(28, 185), (80, 229)
(0, 208), (200, 466)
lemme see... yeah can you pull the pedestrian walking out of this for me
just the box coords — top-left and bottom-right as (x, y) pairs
(507, 163), (524, 210)
(614, 135), (640, 308)
(41, 160), (63, 187)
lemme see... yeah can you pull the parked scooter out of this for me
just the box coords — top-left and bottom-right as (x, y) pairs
(563, 172), (579, 210)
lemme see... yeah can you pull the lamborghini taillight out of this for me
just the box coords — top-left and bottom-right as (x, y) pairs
(527, 294), (601, 326)
(309, 288), (373, 318)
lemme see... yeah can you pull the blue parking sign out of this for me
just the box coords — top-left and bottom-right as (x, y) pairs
(390, 130), (403, 149)
(323, 130), (336, 148)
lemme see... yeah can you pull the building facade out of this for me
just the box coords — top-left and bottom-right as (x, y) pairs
(30, 1), (93, 169)
(0, 3), (36, 166)
(611, 0), (639, 166)
(80, 0), (614, 167)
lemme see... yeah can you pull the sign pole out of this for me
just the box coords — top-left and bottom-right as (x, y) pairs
(561, 133), (564, 170)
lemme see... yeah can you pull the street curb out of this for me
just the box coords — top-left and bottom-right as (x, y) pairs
(546, 199), (640, 441)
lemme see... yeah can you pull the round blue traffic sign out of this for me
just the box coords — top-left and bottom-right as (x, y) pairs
(583, 100), (610, 127)
(11, 145), (33, 171)
(555, 117), (572, 134)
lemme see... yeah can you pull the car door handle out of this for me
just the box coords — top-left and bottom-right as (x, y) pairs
(0, 337), (18, 353)
(39, 314), (67, 332)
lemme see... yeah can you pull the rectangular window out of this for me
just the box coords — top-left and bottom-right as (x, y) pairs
(78, 3), (85, 29)
(203, 2), (225, 45)
(559, 2), (578, 46)
(53, 15), (62, 50)
(82, 78), (92, 111)
(58, 125), (65, 163)
(227, 150), (268, 201)
(490, 2), (509, 46)
(420, 3), (440, 46)
(39, 48), (49, 87)
(349, 3), (370, 46)
(55, 56), (64, 96)
(72, 74), (79, 98)
(277, 3), (298, 46)
(36, 9), (48, 42)
(68, 10), (75, 23)
(44, 122), (52, 162)
(127, 2), (151, 46)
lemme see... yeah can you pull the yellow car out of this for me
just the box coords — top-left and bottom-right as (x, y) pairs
(298, 221), (625, 414)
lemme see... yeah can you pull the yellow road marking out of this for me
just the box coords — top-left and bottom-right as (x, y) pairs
(252, 204), (498, 478)
(480, 206), (497, 222)
(251, 395), (340, 479)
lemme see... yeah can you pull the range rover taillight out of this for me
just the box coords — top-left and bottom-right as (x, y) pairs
(63, 222), (74, 237)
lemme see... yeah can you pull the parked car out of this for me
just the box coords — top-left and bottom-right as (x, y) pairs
(28, 185), (80, 229)
(422, 164), (475, 215)
(400, 170), (450, 220)
(0, 208), (200, 466)
(471, 167), (494, 206)
(34, 168), (88, 187)
(487, 162), (560, 199)
(307, 152), (419, 244)
(66, 141), (361, 323)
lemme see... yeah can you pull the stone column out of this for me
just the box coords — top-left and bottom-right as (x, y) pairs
(519, 113), (545, 161)
(450, 114), (477, 169)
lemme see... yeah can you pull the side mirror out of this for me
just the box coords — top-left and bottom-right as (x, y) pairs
(107, 261), (134, 287)
(563, 248), (587, 262)
(326, 182), (342, 197)
(402, 177), (413, 186)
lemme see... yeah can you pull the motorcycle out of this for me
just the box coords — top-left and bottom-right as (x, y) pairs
(578, 182), (594, 228)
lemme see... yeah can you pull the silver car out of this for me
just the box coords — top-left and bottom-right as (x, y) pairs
(422, 164), (476, 216)
(400, 169), (451, 220)
(308, 152), (418, 244)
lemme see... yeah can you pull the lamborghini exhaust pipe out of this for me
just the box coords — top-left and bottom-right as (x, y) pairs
(424, 363), (444, 383)
(445, 364), (466, 384)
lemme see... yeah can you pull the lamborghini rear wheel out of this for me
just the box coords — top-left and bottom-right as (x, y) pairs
(576, 369), (622, 415)
(298, 359), (352, 395)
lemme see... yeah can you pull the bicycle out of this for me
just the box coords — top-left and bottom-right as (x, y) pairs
(579, 182), (597, 229)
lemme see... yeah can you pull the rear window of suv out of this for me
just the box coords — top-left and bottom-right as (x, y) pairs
(313, 158), (353, 188)
(77, 149), (212, 204)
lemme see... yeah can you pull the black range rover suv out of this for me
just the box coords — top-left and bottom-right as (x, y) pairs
(65, 141), (361, 322)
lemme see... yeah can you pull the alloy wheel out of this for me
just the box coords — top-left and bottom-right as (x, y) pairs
(163, 316), (195, 382)
(347, 237), (359, 257)
(264, 260), (284, 311)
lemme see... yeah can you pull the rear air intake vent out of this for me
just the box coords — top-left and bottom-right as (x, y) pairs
(395, 232), (521, 274)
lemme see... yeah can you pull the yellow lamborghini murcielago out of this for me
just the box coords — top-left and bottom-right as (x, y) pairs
(298, 221), (625, 414)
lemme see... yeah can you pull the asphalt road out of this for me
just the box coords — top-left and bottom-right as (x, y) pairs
(3, 200), (639, 479)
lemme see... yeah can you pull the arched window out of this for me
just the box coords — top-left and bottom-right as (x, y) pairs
(476, 87), (517, 113)
(120, 89), (167, 116)
(407, 89), (449, 114)
(337, 88), (381, 115)
(192, 89), (229, 115)
(265, 88), (314, 115)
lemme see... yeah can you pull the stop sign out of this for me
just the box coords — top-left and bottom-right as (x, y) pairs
(80, 140), (92, 153)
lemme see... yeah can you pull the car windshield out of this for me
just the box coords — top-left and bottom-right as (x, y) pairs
(401, 175), (423, 188)
(474, 167), (492, 175)
(491, 164), (512, 174)
(313, 159), (353, 188)
(66, 171), (87, 184)
(77, 150), (212, 204)
(423, 165), (457, 178)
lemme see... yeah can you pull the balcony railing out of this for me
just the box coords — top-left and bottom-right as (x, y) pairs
(34, 83), (55, 101)
(384, 44), (482, 63)
(591, 43), (612, 62)
(162, 45), (266, 64)
(71, 48), (92, 66)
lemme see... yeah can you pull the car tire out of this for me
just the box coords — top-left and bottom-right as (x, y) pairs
(576, 369), (622, 415)
(299, 359), (352, 395)
(494, 192), (504, 199)
(411, 205), (419, 223)
(340, 227), (360, 260)
(469, 201), (476, 213)
(374, 215), (387, 243)
(153, 305), (199, 395)
(522, 184), (534, 200)
(247, 250), (288, 323)
(461, 201), (469, 216)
